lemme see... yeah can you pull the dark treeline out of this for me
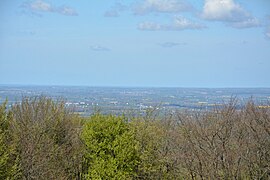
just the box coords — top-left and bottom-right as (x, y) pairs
(0, 97), (269, 179)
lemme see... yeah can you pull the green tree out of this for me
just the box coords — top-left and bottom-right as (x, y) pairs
(81, 114), (139, 179)
(0, 101), (20, 179)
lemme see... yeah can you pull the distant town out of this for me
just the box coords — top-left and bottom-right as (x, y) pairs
(1, 85), (270, 115)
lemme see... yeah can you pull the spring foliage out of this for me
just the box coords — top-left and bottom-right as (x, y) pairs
(0, 97), (269, 179)
(0, 101), (20, 179)
(81, 114), (139, 179)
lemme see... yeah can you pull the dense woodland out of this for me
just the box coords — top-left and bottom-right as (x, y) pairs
(0, 97), (269, 179)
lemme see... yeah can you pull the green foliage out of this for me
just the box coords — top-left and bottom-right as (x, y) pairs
(0, 101), (20, 179)
(0, 97), (269, 179)
(0, 126), (11, 179)
(81, 114), (139, 179)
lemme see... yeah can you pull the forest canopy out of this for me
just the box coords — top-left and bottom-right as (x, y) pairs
(0, 97), (269, 179)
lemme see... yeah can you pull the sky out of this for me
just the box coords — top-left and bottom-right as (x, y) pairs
(0, 0), (270, 88)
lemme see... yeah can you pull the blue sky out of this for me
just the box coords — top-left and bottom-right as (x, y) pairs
(0, 0), (270, 87)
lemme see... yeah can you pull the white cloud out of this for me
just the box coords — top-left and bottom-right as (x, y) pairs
(104, 3), (127, 17)
(90, 45), (110, 52)
(159, 42), (187, 47)
(138, 16), (206, 31)
(30, 0), (53, 12)
(58, 6), (78, 16)
(266, 27), (270, 39)
(21, 0), (78, 16)
(202, 0), (248, 21)
(134, 0), (192, 15)
(174, 16), (205, 29)
(229, 18), (260, 29)
(201, 0), (260, 28)
(138, 22), (162, 30)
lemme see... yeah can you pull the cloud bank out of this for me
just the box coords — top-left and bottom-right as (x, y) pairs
(138, 16), (206, 31)
(104, 0), (263, 31)
(21, 0), (78, 16)
(133, 0), (192, 15)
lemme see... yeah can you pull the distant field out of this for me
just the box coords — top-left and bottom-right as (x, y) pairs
(1, 85), (270, 115)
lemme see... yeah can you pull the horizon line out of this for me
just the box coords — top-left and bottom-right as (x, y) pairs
(0, 83), (270, 89)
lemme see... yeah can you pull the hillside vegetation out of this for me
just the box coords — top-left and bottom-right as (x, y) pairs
(0, 97), (269, 179)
